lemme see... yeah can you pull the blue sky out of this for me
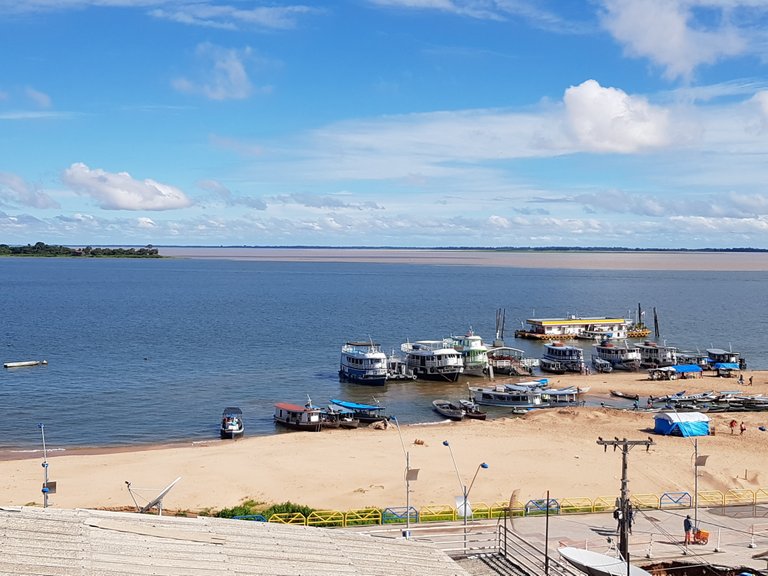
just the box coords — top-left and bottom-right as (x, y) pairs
(2, 0), (768, 248)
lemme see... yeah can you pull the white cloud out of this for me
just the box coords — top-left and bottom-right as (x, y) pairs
(149, 3), (318, 30)
(599, 0), (749, 81)
(0, 172), (60, 209)
(62, 163), (193, 211)
(173, 43), (266, 101)
(563, 80), (670, 152)
(25, 87), (52, 108)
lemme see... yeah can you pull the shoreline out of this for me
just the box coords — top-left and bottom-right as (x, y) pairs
(157, 247), (768, 271)
(2, 370), (766, 513)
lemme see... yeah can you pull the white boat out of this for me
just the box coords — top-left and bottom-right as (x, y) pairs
(558, 547), (651, 576)
(542, 387), (581, 405)
(469, 383), (546, 408)
(486, 346), (535, 376)
(594, 340), (641, 371)
(401, 340), (464, 382)
(220, 407), (244, 439)
(3, 360), (48, 369)
(515, 316), (630, 340)
(432, 399), (464, 421)
(385, 350), (416, 380)
(449, 328), (489, 376)
(591, 356), (613, 373)
(339, 341), (388, 386)
(540, 342), (585, 374)
(636, 341), (678, 368)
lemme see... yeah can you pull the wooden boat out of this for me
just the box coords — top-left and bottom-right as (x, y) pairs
(329, 399), (389, 424)
(459, 399), (487, 420)
(4, 360), (47, 369)
(220, 407), (244, 439)
(432, 399), (464, 421)
(273, 402), (323, 432)
(324, 405), (360, 429)
(610, 390), (639, 401)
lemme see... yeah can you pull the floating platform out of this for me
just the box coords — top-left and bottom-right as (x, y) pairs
(3, 360), (48, 368)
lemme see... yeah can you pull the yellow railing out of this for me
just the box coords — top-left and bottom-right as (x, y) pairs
(260, 487), (768, 527)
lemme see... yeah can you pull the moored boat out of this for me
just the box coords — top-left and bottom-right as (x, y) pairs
(339, 340), (388, 386)
(329, 398), (389, 424)
(458, 399), (487, 420)
(220, 407), (244, 439)
(274, 402), (323, 432)
(401, 339), (464, 382)
(449, 328), (489, 376)
(486, 346), (535, 376)
(609, 390), (639, 401)
(469, 383), (546, 409)
(594, 340), (641, 371)
(4, 360), (48, 369)
(636, 340), (678, 368)
(324, 405), (361, 429)
(432, 399), (464, 421)
(540, 342), (585, 374)
(385, 350), (416, 380)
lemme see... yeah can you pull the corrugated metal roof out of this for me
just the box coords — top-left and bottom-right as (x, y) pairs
(0, 507), (469, 576)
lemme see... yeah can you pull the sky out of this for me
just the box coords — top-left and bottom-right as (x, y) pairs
(2, 1), (768, 248)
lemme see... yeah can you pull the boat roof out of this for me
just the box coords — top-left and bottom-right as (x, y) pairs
(345, 341), (380, 346)
(274, 402), (320, 412)
(330, 399), (385, 411)
(222, 407), (243, 415)
(527, 317), (625, 326)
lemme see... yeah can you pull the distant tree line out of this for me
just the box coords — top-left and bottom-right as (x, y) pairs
(0, 242), (161, 258)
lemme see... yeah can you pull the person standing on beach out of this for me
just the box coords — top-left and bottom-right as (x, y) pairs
(740, 422), (747, 435)
(730, 419), (738, 434)
(684, 515), (693, 545)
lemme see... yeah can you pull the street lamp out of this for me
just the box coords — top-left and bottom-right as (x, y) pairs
(443, 440), (489, 554)
(392, 417), (419, 538)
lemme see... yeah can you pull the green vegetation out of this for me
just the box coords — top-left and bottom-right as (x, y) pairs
(0, 242), (160, 258)
(215, 500), (316, 520)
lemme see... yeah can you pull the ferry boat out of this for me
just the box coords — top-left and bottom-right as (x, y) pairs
(469, 381), (548, 408)
(339, 340), (388, 386)
(539, 342), (585, 374)
(636, 341), (679, 368)
(593, 340), (641, 371)
(449, 328), (489, 376)
(273, 402), (323, 432)
(515, 316), (629, 341)
(401, 339), (464, 382)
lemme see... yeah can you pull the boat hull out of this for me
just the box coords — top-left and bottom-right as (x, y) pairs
(338, 369), (386, 386)
(432, 400), (464, 421)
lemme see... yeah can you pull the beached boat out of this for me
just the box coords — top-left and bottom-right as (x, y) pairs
(4, 360), (48, 369)
(329, 399), (389, 424)
(449, 329), (489, 376)
(324, 405), (360, 429)
(609, 390), (639, 401)
(220, 407), (244, 439)
(542, 387), (581, 405)
(593, 340), (641, 371)
(469, 383), (546, 408)
(339, 340), (388, 386)
(273, 402), (323, 432)
(432, 399), (464, 421)
(540, 342), (585, 374)
(636, 341), (678, 368)
(458, 399), (487, 420)
(591, 356), (613, 373)
(706, 348), (746, 370)
(401, 340), (464, 382)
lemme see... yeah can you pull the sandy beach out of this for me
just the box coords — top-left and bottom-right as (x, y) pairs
(2, 370), (767, 514)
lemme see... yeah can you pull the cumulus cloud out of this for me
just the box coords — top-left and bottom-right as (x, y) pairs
(599, 0), (748, 81)
(0, 172), (60, 209)
(62, 163), (193, 211)
(173, 43), (268, 101)
(564, 80), (670, 152)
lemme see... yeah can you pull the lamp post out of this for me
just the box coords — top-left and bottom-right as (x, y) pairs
(443, 440), (489, 554)
(38, 423), (49, 508)
(392, 417), (418, 538)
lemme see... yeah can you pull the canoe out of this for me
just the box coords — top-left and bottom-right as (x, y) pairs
(609, 390), (639, 401)
(459, 399), (487, 420)
(4, 360), (48, 369)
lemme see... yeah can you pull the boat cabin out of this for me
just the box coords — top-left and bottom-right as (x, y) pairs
(274, 403), (323, 432)
(515, 316), (629, 340)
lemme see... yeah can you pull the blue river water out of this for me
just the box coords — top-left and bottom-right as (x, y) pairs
(0, 255), (764, 451)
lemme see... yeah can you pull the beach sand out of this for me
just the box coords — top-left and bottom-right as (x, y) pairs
(2, 370), (767, 514)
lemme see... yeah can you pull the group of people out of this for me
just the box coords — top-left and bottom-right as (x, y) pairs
(729, 419), (747, 435)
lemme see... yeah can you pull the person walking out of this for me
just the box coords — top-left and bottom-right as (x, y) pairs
(740, 421), (747, 435)
(730, 419), (738, 434)
(684, 515), (693, 545)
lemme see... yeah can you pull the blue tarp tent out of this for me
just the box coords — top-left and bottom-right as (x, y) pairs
(671, 364), (703, 374)
(714, 363), (740, 370)
(654, 412), (710, 437)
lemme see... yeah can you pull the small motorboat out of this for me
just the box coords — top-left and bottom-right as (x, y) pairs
(459, 399), (487, 420)
(325, 405), (360, 429)
(220, 407), (244, 439)
(432, 399), (464, 421)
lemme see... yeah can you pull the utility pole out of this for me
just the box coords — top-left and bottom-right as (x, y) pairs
(597, 437), (655, 570)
